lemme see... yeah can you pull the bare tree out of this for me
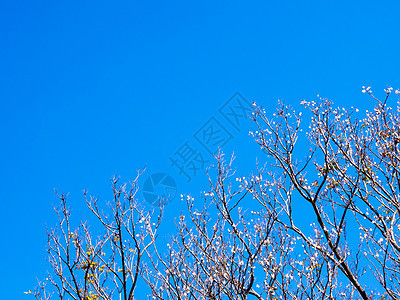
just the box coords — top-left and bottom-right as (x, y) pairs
(144, 153), (347, 300)
(143, 154), (284, 299)
(32, 172), (163, 300)
(32, 86), (400, 299)
(144, 87), (400, 299)
(245, 86), (400, 299)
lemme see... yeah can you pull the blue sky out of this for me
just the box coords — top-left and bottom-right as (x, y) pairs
(1, 0), (400, 298)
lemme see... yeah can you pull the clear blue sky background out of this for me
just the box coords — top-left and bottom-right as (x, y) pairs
(1, 0), (399, 298)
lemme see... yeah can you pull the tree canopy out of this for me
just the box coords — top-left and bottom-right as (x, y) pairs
(31, 87), (400, 299)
